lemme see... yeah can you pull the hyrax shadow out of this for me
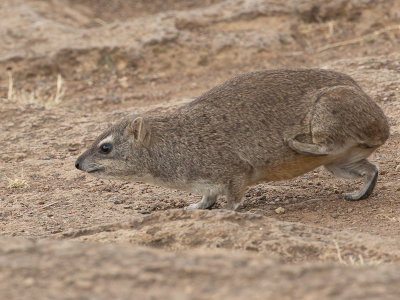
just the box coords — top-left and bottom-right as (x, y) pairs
(75, 69), (389, 210)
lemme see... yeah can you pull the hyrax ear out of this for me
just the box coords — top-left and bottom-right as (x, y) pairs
(125, 117), (151, 146)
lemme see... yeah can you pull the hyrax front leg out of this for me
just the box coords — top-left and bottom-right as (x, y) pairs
(325, 159), (378, 201)
(225, 180), (247, 211)
(184, 195), (217, 210)
(225, 195), (243, 211)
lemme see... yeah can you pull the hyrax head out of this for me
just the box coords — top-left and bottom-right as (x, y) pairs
(75, 116), (151, 181)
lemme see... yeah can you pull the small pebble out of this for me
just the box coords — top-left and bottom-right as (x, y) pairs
(275, 207), (285, 214)
(113, 200), (122, 205)
(331, 213), (339, 218)
(151, 196), (157, 201)
(123, 206), (132, 209)
(245, 193), (251, 198)
(140, 209), (150, 214)
(395, 164), (400, 172)
(42, 156), (52, 160)
(347, 208), (354, 213)
(23, 277), (35, 287)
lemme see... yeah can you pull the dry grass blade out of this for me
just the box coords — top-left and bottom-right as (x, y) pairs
(6, 72), (65, 106)
(6, 172), (28, 189)
(54, 74), (64, 105)
(7, 68), (13, 100)
(333, 239), (345, 264)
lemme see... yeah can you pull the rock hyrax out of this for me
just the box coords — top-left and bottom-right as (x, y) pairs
(75, 69), (389, 210)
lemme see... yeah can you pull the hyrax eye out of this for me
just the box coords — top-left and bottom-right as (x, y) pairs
(99, 143), (112, 154)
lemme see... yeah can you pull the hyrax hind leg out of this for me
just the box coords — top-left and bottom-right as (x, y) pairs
(225, 178), (247, 211)
(285, 137), (329, 156)
(325, 158), (378, 200)
(288, 85), (385, 200)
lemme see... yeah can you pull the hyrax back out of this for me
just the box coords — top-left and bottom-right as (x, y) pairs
(75, 69), (389, 210)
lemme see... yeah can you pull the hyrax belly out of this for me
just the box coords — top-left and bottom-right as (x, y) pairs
(252, 152), (331, 183)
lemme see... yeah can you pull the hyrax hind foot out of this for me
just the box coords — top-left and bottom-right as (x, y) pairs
(325, 158), (379, 201)
(344, 167), (378, 201)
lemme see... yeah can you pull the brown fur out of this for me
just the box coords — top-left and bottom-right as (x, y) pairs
(75, 69), (390, 210)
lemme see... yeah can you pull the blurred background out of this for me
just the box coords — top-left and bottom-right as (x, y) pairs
(1, 0), (399, 111)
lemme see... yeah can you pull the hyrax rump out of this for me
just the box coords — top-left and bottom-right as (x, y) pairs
(75, 69), (389, 210)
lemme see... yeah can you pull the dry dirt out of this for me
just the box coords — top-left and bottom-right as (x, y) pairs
(1, 0), (400, 299)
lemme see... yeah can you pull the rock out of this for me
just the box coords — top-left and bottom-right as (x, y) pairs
(275, 207), (285, 214)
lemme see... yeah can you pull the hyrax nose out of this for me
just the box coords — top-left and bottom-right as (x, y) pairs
(75, 160), (81, 170)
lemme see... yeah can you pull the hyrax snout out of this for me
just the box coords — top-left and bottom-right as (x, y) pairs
(75, 69), (389, 210)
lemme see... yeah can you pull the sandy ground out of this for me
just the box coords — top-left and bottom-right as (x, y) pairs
(1, 0), (400, 299)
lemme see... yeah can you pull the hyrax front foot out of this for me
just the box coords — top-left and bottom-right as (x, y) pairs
(225, 201), (242, 211)
(184, 195), (217, 210)
(184, 203), (206, 210)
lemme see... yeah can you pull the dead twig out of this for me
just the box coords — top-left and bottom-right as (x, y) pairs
(317, 24), (400, 52)
(42, 201), (59, 209)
